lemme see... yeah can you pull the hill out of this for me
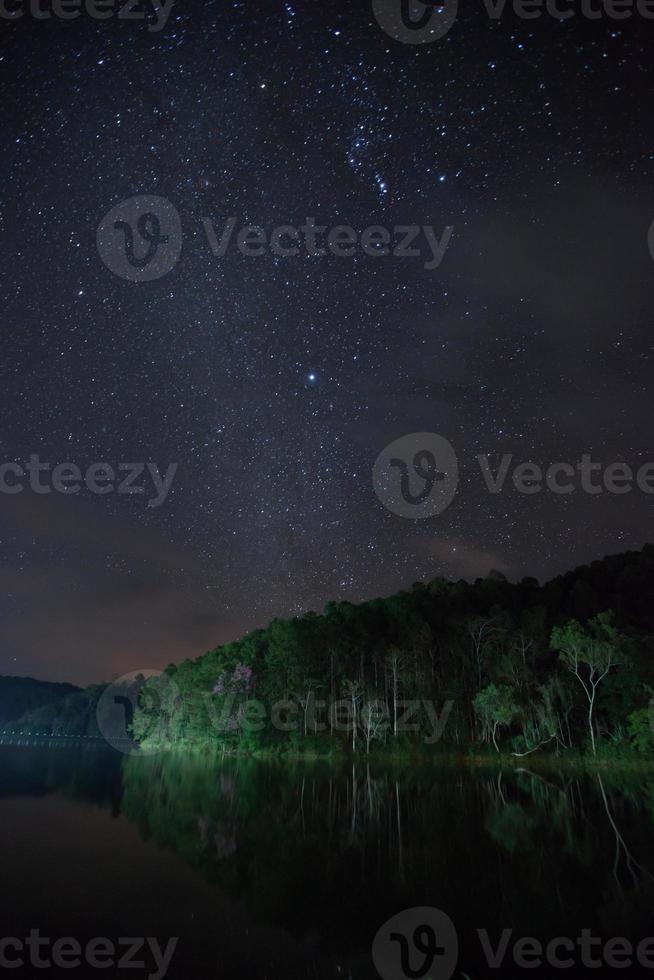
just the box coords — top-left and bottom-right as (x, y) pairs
(0, 675), (79, 727)
(130, 545), (654, 759)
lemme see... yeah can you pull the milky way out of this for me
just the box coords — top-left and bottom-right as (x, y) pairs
(1, 0), (652, 683)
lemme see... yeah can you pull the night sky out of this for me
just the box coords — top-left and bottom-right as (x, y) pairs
(1, 0), (653, 685)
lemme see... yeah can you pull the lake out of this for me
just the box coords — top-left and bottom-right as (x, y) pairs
(1, 741), (654, 978)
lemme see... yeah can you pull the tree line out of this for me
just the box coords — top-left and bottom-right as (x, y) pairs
(130, 545), (654, 758)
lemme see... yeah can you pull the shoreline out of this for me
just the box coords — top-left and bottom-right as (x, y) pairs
(134, 740), (654, 772)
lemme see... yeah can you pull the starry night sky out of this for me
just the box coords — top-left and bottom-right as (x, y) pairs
(1, 0), (653, 684)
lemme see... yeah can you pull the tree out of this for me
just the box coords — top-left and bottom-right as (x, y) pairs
(466, 617), (498, 688)
(359, 698), (388, 754)
(473, 683), (518, 752)
(342, 679), (363, 753)
(551, 612), (624, 756)
(300, 677), (323, 736)
(385, 648), (404, 738)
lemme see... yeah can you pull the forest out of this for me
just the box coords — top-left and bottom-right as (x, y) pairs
(126, 545), (654, 760)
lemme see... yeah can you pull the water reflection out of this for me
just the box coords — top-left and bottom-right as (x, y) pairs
(121, 754), (654, 968)
(1, 744), (654, 978)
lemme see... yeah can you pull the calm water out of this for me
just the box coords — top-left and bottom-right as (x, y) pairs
(1, 742), (654, 979)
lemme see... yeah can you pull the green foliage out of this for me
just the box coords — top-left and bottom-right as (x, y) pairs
(551, 612), (625, 677)
(473, 684), (519, 750)
(551, 613), (628, 755)
(627, 708), (654, 754)
(474, 684), (518, 726)
(120, 546), (654, 759)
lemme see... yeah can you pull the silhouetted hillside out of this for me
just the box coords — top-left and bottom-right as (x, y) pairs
(0, 675), (79, 726)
